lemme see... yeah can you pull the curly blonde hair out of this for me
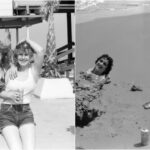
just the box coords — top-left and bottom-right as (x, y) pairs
(13, 41), (35, 68)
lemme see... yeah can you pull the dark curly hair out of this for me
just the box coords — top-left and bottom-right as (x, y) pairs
(13, 41), (35, 68)
(95, 54), (113, 76)
(0, 49), (11, 70)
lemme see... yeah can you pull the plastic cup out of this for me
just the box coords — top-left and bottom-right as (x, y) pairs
(141, 128), (149, 146)
(19, 89), (24, 103)
(16, 89), (24, 104)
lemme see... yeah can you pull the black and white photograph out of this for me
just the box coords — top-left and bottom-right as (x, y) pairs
(2, 0), (150, 149)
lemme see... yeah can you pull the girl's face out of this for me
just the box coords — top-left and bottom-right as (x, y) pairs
(17, 52), (30, 67)
(95, 57), (109, 74)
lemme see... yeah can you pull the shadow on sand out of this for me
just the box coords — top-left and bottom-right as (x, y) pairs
(134, 142), (148, 148)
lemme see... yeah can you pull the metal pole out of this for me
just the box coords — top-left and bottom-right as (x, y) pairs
(66, 12), (73, 78)
(16, 28), (19, 44)
(67, 12), (73, 61)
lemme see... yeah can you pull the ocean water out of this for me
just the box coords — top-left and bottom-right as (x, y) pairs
(76, 0), (150, 12)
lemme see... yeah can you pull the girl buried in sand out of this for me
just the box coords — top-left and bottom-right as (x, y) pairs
(76, 54), (113, 127)
(86, 54), (113, 83)
(0, 37), (45, 150)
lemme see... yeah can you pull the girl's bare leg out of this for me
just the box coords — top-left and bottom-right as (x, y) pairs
(19, 123), (35, 150)
(2, 125), (22, 150)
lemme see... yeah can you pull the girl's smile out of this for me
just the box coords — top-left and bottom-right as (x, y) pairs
(18, 53), (30, 66)
(95, 58), (109, 74)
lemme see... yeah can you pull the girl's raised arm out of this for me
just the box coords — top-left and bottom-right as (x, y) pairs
(26, 39), (46, 75)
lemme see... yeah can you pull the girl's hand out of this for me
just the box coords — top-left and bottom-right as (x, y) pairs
(103, 76), (111, 84)
(8, 65), (18, 80)
(7, 90), (21, 103)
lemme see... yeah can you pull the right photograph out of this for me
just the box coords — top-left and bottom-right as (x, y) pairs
(75, 0), (150, 149)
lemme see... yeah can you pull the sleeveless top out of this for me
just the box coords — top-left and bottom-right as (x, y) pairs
(5, 68), (36, 104)
(86, 68), (106, 81)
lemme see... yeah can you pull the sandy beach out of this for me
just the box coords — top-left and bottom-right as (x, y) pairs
(76, 8), (150, 86)
(76, 83), (150, 149)
(76, 6), (150, 149)
(0, 96), (75, 150)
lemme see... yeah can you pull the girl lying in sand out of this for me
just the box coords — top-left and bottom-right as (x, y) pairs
(76, 54), (113, 127)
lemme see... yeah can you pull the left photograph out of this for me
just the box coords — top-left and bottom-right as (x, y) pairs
(0, 0), (75, 150)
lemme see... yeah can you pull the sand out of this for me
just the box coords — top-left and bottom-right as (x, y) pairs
(76, 6), (150, 149)
(76, 8), (150, 86)
(0, 96), (75, 150)
(76, 82), (150, 149)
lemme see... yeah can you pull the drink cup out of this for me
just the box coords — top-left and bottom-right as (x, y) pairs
(19, 89), (24, 103)
(16, 89), (23, 104)
(141, 128), (149, 146)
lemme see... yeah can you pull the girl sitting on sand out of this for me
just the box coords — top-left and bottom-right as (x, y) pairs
(86, 54), (113, 84)
(0, 38), (45, 150)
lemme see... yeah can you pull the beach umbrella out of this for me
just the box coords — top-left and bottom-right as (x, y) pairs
(40, 0), (60, 78)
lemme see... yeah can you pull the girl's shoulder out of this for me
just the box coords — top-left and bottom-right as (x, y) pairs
(86, 68), (93, 74)
(30, 65), (39, 82)
(5, 67), (12, 83)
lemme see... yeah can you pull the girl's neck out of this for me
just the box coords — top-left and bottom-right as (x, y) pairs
(18, 65), (30, 72)
(92, 68), (103, 76)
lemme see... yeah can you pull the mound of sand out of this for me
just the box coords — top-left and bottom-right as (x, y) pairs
(76, 82), (150, 149)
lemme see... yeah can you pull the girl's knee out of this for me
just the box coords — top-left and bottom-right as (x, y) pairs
(23, 145), (35, 150)
(8, 144), (22, 150)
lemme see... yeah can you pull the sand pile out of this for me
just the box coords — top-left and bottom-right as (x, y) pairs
(76, 81), (150, 149)
(75, 71), (107, 127)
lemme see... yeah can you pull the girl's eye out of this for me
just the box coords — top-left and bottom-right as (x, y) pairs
(103, 63), (107, 66)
